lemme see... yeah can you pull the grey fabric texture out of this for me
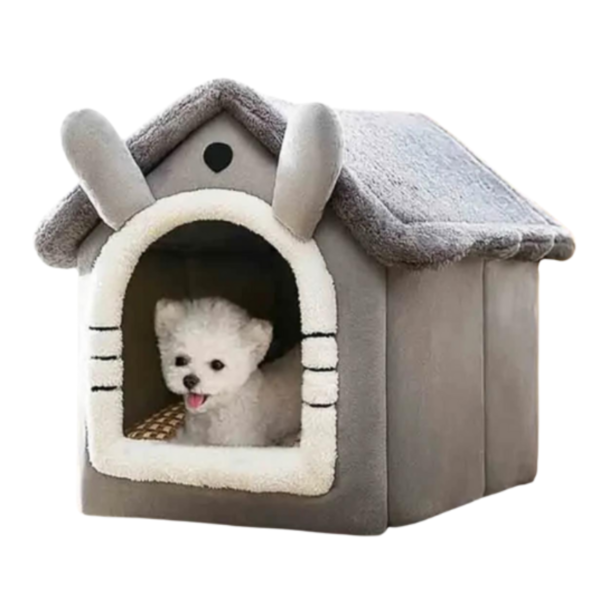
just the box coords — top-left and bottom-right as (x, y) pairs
(483, 261), (538, 495)
(81, 212), (389, 535)
(386, 258), (540, 525)
(386, 259), (485, 525)
(35, 79), (574, 269)
(61, 109), (155, 229)
(272, 103), (343, 239)
(147, 112), (277, 203)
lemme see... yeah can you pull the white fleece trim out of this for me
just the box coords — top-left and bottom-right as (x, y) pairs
(302, 371), (339, 407)
(89, 359), (123, 388)
(85, 189), (338, 496)
(301, 337), (338, 370)
(89, 329), (122, 356)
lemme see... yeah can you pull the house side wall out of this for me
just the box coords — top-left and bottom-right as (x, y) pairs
(386, 259), (539, 526)
(483, 261), (538, 494)
(386, 260), (486, 525)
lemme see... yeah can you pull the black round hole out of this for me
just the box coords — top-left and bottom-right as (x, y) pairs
(203, 142), (233, 173)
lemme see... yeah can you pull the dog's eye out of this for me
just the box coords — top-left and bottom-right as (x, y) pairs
(210, 359), (225, 371)
(175, 355), (190, 367)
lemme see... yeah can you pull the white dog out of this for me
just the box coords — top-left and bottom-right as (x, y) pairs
(155, 297), (302, 447)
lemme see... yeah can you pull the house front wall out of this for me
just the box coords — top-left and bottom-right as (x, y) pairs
(77, 113), (389, 534)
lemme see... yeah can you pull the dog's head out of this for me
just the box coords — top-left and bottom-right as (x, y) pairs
(155, 297), (273, 413)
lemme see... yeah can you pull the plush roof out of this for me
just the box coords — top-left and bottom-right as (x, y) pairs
(35, 79), (574, 269)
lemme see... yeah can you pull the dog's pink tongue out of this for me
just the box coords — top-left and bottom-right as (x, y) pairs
(187, 393), (206, 409)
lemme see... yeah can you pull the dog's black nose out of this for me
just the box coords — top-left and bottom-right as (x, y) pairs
(183, 374), (199, 390)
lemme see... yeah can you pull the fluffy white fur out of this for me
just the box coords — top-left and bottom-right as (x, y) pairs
(84, 189), (338, 495)
(155, 297), (302, 447)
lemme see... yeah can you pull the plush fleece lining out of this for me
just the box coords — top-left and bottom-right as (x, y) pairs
(85, 190), (338, 495)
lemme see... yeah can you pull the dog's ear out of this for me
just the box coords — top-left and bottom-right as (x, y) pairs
(244, 318), (273, 365)
(155, 299), (187, 339)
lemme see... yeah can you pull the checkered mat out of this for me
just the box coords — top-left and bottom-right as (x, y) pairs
(126, 402), (185, 441)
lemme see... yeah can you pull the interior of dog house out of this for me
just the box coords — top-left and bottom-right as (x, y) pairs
(34, 79), (574, 535)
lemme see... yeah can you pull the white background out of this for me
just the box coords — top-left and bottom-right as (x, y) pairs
(2, 1), (598, 598)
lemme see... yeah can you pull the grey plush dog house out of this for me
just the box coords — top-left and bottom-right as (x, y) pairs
(35, 79), (574, 535)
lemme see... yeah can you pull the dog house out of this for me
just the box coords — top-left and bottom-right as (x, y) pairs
(35, 79), (574, 534)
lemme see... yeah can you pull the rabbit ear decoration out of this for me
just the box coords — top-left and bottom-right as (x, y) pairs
(272, 103), (344, 240)
(61, 109), (156, 230)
